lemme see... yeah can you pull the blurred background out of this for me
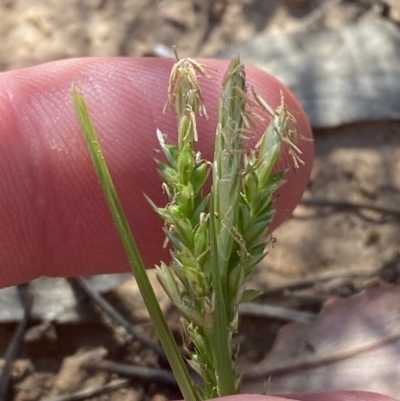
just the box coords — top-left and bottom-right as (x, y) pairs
(1, 1), (400, 400)
(1, 0), (398, 66)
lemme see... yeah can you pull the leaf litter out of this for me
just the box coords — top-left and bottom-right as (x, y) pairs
(241, 282), (400, 398)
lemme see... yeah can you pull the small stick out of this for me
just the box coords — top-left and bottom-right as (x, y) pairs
(73, 277), (165, 360)
(300, 198), (400, 219)
(208, 0), (228, 22)
(358, 1), (386, 21)
(239, 303), (317, 324)
(82, 360), (178, 386)
(0, 284), (32, 401)
(39, 379), (129, 401)
(298, 0), (344, 29)
(262, 270), (377, 295)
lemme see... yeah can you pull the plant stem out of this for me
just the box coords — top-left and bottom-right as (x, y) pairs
(209, 199), (236, 396)
(72, 88), (199, 401)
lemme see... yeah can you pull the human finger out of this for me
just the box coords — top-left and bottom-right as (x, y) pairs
(0, 57), (313, 287)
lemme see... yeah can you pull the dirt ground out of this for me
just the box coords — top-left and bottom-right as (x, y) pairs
(1, 1), (400, 400)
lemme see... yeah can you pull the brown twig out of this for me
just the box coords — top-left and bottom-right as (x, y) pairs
(208, 0), (228, 22)
(262, 270), (377, 296)
(297, 0), (345, 29)
(73, 277), (165, 360)
(82, 360), (178, 386)
(0, 284), (32, 401)
(239, 303), (317, 324)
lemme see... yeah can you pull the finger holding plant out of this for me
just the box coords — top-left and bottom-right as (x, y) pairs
(73, 54), (308, 401)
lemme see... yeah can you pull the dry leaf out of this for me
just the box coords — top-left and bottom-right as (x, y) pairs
(242, 282), (400, 398)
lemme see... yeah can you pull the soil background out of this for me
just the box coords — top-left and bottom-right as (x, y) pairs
(1, 1), (400, 400)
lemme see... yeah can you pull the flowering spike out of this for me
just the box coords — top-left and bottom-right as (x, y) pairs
(146, 53), (309, 399)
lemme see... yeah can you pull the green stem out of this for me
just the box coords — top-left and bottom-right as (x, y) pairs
(209, 199), (236, 396)
(72, 88), (199, 401)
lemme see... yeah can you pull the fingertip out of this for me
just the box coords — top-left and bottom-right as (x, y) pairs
(0, 57), (312, 285)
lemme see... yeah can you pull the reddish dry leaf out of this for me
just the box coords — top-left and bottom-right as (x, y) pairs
(241, 282), (400, 398)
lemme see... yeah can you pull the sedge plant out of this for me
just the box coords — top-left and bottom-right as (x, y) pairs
(72, 54), (304, 401)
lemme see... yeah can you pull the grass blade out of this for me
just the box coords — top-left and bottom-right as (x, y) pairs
(72, 87), (199, 401)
